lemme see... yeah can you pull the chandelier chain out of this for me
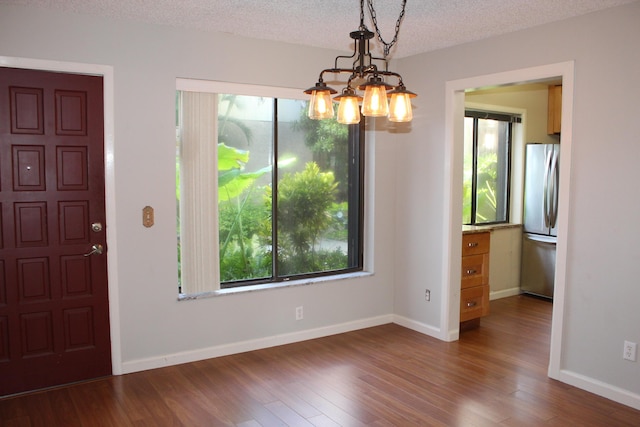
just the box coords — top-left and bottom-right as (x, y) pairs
(366, 0), (407, 58)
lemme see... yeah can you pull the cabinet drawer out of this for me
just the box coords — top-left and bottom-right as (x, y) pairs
(461, 253), (489, 289)
(460, 286), (488, 322)
(462, 232), (490, 256)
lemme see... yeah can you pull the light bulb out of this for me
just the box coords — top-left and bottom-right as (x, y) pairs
(361, 85), (389, 117)
(337, 95), (361, 124)
(307, 90), (334, 120)
(388, 92), (413, 122)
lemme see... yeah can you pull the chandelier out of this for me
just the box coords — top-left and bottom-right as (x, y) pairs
(304, 0), (416, 124)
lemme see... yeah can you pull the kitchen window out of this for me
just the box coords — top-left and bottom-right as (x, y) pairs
(176, 80), (364, 295)
(463, 110), (519, 225)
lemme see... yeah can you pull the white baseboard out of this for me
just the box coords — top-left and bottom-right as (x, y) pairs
(393, 315), (450, 341)
(121, 314), (394, 374)
(555, 369), (640, 411)
(490, 287), (521, 300)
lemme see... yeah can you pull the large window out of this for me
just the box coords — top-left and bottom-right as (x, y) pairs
(463, 110), (518, 225)
(176, 82), (363, 294)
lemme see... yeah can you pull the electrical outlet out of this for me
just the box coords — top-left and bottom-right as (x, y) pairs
(425, 289), (431, 301)
(295, 306), (304, 321)
(623, 341), (637, 361)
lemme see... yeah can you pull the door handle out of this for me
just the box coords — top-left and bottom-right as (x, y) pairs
(83, 244), (104, 257)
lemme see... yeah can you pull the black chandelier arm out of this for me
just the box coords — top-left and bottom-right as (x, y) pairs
(319, 64), (401, 80)
(369, 70), (406, 87)
(376, 70), (403, 81)
(318, 68), (368, 81)
(334, 51), (357, 69)
(314, 68), (406, 89)
(333, 45), (390, 74)
(317, 68), (404, 80)
(346, 73), (358, 88)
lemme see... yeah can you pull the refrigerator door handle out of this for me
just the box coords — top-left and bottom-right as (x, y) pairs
(543, 148), (553, 229)
(549, 149), (560, 229)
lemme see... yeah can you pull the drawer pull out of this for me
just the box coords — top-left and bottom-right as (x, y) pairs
(467, 242), (479, 247)
(466, 269), (477, 275)
(466, 301), (477, 308)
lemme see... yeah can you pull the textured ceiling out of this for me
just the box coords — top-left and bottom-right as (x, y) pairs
(3, 0), (637, 58)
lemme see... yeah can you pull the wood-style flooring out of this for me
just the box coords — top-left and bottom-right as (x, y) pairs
(1, 295), (640, 426)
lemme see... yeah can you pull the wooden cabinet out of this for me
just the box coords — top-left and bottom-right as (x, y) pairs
(547, 85), (562, 134)
(461, 232), (490, 325)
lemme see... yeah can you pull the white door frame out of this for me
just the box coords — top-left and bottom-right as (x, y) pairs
(442, 61), (574, 379)
(0, 55), (122, 375)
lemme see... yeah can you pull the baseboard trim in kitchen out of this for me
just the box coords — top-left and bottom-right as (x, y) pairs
(490, 287), (522, 300)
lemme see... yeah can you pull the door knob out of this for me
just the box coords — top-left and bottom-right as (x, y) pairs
(83, 244), (104, 257)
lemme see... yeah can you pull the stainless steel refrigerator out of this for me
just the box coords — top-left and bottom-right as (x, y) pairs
(520, 143), (559, 299)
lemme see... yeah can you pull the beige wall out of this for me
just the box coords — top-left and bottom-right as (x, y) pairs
(489, 227), (522, 299)
(466, 83), (559, 145)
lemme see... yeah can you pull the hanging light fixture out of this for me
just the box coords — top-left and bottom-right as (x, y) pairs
(304, 0), (416, 124)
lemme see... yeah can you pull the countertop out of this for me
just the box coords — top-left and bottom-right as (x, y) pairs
(462, 223), (522, 234)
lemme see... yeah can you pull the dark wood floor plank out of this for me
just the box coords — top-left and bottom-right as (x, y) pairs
(182, 360), (258, 424)
(9, 392), (56, 427)
(286, 381), (370, 427)
(111, 372), (184, 426)
(1, 295), (640, 426)
(64, 379), (133, 427)
(46, 388), (83, 426)
(264, 400), (315, 426)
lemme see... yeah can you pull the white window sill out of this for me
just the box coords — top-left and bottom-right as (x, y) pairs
(178, 271), (373, 301)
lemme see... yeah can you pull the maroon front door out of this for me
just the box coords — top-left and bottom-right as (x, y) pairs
(0, 67), (111, 396)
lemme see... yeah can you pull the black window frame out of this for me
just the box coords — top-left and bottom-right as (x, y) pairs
(218, 100), (365, 289)
(464, 110), (519, 226)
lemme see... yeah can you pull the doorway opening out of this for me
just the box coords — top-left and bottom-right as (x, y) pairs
(443, 62), (574, 380)
(464, 82), (561, 303)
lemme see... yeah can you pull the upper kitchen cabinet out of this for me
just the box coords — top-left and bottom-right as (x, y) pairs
(547, 85), (562, 134)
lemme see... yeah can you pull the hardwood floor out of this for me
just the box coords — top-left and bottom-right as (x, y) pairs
(2, 295), (640, 426)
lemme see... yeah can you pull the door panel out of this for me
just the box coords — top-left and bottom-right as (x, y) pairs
(0, 67), (111, 396)
(10, 86), (44, 134)
(13, 146), (46, 191)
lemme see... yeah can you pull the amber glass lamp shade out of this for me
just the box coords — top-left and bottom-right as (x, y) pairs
(304, 82), (337, 120)
(388, 87), (416, 122)
(308, 90), (335, 119)
(335, 89), (362, 124)
(361, 85), (388, 117)
(359, 77), (393, 117)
